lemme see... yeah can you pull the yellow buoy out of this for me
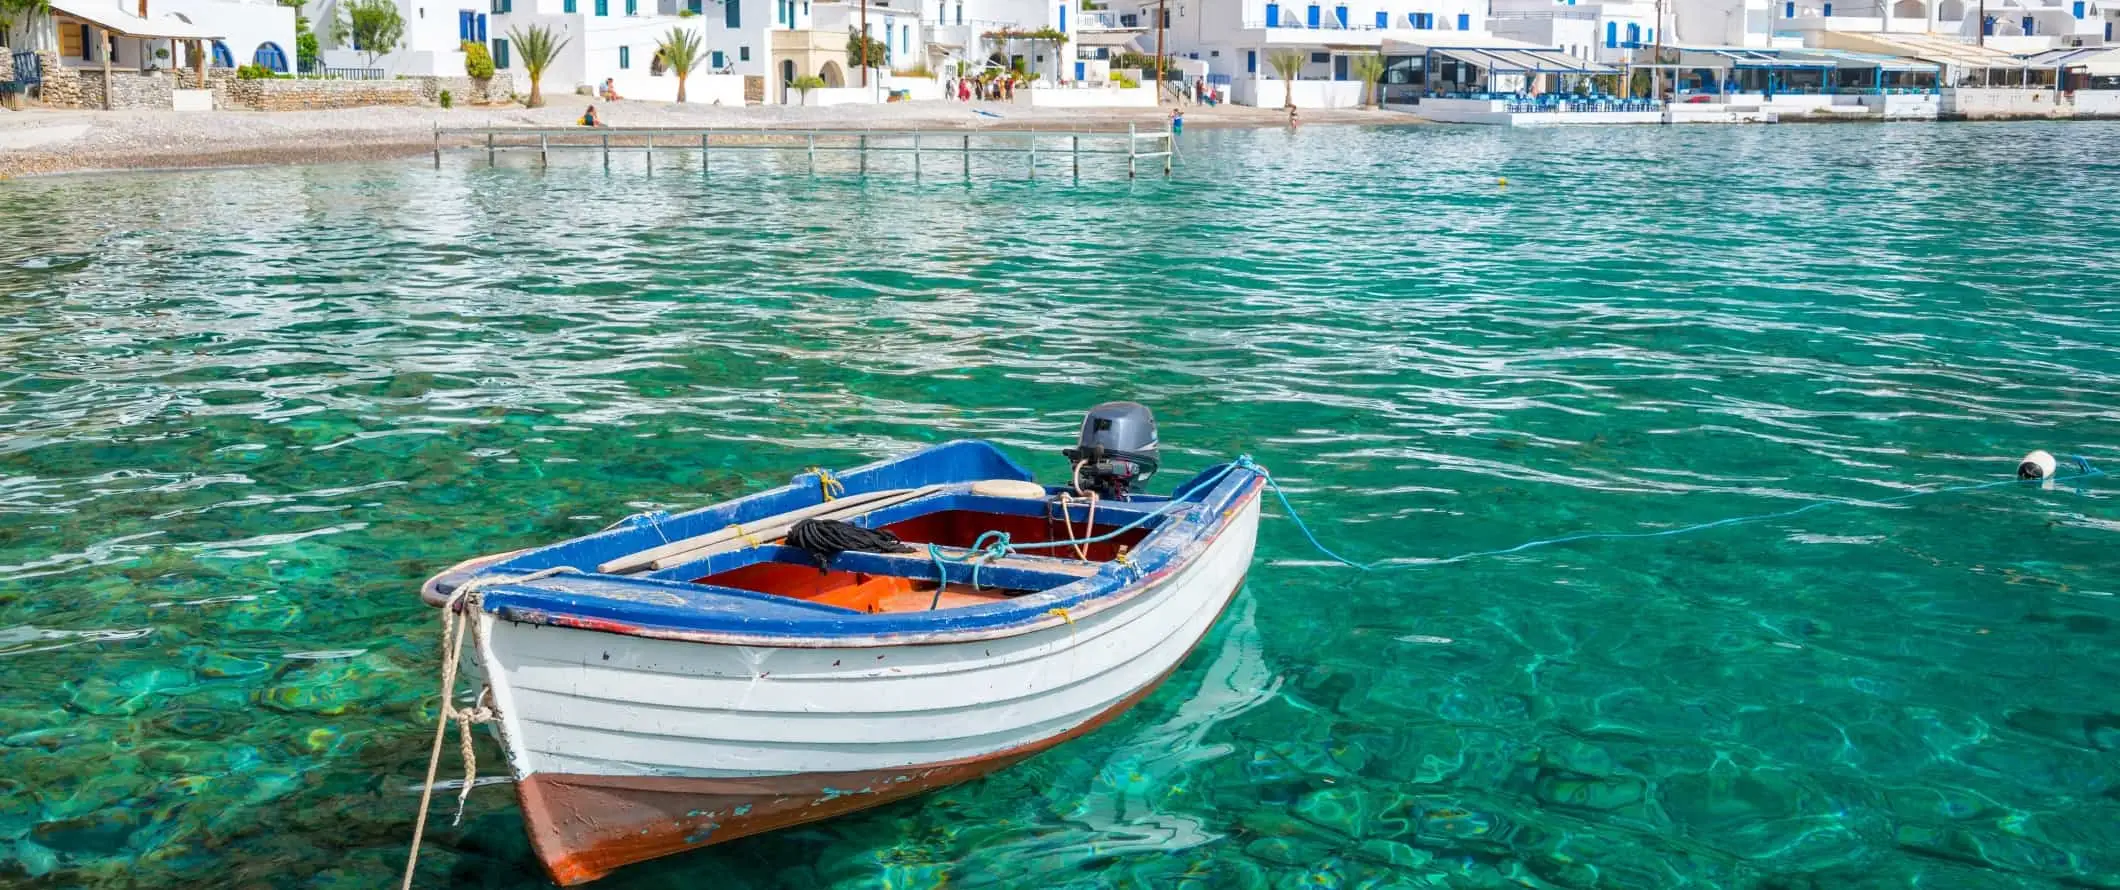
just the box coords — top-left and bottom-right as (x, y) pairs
(1498, 177), (1508, 187)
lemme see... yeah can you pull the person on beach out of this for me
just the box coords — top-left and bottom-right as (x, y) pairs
(1287, 107), (1300, 128)
(580, 105), (605, 127)
(600, 79), (621, 101)
(1170, 107), (1184, 133)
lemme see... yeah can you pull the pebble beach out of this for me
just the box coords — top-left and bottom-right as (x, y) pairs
(0, 99), (1406, 178)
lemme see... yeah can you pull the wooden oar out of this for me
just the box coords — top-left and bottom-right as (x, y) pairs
(596, 485), (943, 575)
(642, 485), (949, 572)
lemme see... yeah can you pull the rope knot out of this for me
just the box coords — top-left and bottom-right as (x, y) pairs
(808, 466), (846, 502)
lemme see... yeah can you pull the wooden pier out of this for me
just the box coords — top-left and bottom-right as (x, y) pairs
(431, 125), (1175, 180)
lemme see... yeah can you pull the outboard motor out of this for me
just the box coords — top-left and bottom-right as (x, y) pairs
(1062, 402), (1160, 499)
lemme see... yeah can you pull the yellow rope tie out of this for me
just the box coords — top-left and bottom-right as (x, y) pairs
(810, 466), (845, 502)
(1047, 606), (1075, 626)
(726, 522), (763, 548)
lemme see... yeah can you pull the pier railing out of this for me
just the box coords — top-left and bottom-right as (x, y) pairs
(430, 125), (1176, 180)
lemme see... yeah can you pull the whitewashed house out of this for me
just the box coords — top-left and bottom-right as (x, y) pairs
(1488, 0), (1661, 65)
(40, 0), (295, 75)
(305, 0), (482, 75)
(494, 0), (766, 103)
(1137, 0), (1496, 106)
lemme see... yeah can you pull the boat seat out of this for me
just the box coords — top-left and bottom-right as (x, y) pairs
(970, 479), (1048, 499)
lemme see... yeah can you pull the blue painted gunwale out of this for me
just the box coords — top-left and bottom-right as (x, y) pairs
(447, 440), (1265, 646)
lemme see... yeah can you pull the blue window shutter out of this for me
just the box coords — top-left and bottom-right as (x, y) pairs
(563, 0), (575, 11)
(595, 0), (608, 15)
(1784, 1), (1793, 15)
(712, 49), (724, 67)
(626, 0), (636, 12)
(1306, 4), (1319, 26)
(2070, 0), (2082, 16)
(1247, 49), (1256, 72)
(1375, 10), (1386, 27)
(619, 45), (629, 67)
(1822, 2), (1831, 14)
(727, 0), (741, 26)
(2022, 14), (2034, 31)
(494, 38), (509, 67)
(1060, 4), (1067, 30)
(1606, 21), (1616, 46)
(477, 13), (487, 41)
(1266, 3), (1279, 25)
(1335, 5), (1346, 27)
(1457, 12), (1468, 29)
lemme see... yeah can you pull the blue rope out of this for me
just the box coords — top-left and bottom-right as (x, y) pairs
(926, 531), (1017, 609)
(1260, 456), (2106, 570)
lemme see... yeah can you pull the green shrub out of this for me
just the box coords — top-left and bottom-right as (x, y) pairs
(462, 40), (495, 80)
(1111, 72), (1139, 88)
(236, 63), (275, 80)
(439, 89), (454, 108)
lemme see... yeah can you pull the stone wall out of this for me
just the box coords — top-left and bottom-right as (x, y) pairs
(37, 52), (86, 108)
(412, 74), (517, 106)
(0, 46), (14, 84)
(230, 78), (423, 111)
(207, 68), (239, 110)
(80, 70), (178, 109)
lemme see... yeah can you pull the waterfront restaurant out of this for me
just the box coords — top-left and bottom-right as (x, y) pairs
(1376, 39), (1623, 103)
(1667, 47), (1942, 97)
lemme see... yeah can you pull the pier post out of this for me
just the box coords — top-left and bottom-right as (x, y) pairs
(602, 133), (611, 170)
(702, 133), (709, 175)
(432, 126), (440, 168)
(807, 133), (816, 176)
(1072, 134), (1079, 182)
(913, 132), (921, 182)
(646, 133), (655, 170)
(1027, 135), (1036, 180)
(1127, 123), (1137, 180)
(487, 131), (495, 166)
(539, 133), (548, 167)
(859, 134), (868, 176)
(962, 134), (970, 179)
(1164, 125), (1173, 177)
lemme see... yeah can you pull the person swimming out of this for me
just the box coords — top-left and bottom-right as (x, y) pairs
(1170, 107), (1184, 133)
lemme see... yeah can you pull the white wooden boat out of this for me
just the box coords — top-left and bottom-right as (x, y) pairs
(420, 407), (1265, 884)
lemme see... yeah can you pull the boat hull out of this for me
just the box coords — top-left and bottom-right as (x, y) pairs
(476, 491), (1261, 884)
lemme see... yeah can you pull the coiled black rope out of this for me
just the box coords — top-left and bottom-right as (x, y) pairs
(785, 518), (914, 570)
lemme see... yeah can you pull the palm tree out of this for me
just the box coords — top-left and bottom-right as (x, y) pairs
(654, 26), (703, 103)
(1267, 50), (1305, 110)
(1352, 53), (1384, 110)
(508, 24), (570, 108)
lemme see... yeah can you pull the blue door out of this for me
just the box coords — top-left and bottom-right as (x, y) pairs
(1247, 49), (1256, 72)
(1266, 3), (1279, 25)
(476, 13), (487, 41)
(1306, 4), (1319, 27)
(1075, 61), (1084, 80)
(1822, 2), (1832, 15)
(1332, 54), (1347, 79)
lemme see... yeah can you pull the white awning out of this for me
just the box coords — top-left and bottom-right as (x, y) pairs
(1074, 30), (1146, 47)
(50, 0), (222, 40)
(1421, 45), (1616, 74)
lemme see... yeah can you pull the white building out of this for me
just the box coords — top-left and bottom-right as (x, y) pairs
(1133, 0), (1496, 105)
(1488, 0), (1661, 65)
(39, 0), (296, 74)
(1672, 0), (2115, 51)
(918, 0), (1075, 78)
(306, 0), (765, 102)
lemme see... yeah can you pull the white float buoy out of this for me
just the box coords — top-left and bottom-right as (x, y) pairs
(2018, 449), (2058, 481)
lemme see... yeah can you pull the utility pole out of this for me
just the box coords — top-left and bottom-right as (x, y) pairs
(1977, 0), (1985, 45)
(1651, 0), (1664, 102)
(1155, 0), (1168, 103)
(861, 0), (870, 87)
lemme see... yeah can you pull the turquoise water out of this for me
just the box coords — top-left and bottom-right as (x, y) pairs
(3, 121), (2118, 889)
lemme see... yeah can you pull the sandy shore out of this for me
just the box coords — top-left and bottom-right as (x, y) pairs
(0, 99), (1417, 178)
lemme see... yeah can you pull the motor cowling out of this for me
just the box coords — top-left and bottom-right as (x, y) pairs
(1062, 402), (1160, 499)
